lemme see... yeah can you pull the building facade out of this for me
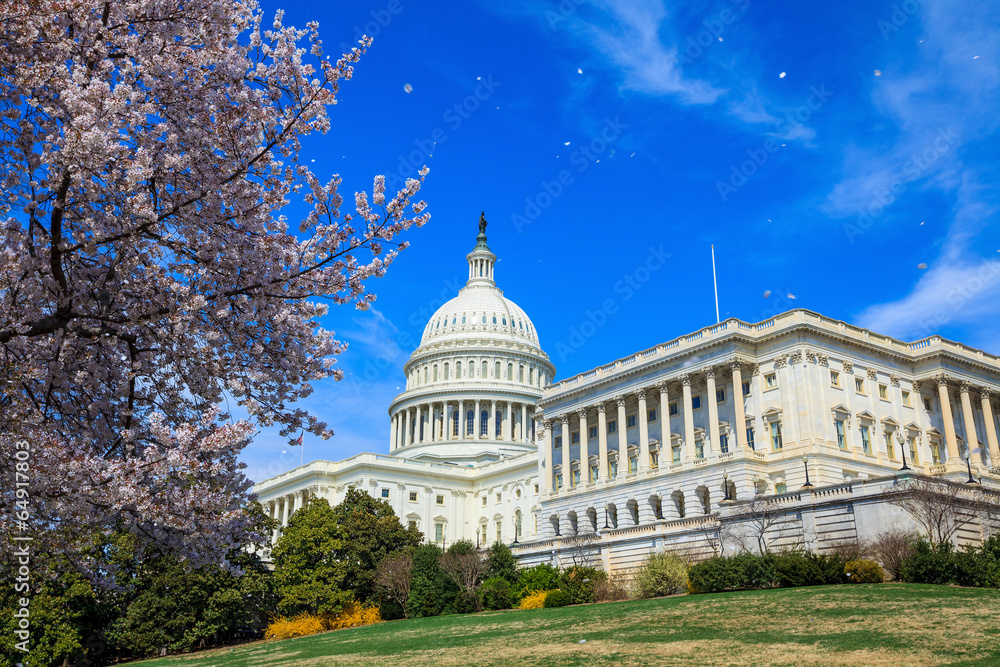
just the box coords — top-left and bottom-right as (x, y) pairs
(253, 222), (1000, 566)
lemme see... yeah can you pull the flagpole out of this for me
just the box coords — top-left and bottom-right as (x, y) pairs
(711, 244), (720, 324)
(300, 433), (304, 467)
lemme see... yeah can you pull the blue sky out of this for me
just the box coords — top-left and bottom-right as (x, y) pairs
(242, 0), (1000, 482)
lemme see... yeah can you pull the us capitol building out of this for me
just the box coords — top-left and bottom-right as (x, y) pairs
(254, 218), (1000, 569)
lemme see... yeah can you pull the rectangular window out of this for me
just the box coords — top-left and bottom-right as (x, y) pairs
(534, 484), (539, 494)
(629, 456), (638, 474)
(835, 419), (846, 449)
(554, 435), (562, 449)
(435, 524), (444, 542)
(496, 493), (501, 503)
(770, 421), (783, 450)
(381, 488), (390, 499)
(747, 428), (755, 450)
(648, 408), (657, 422)
(496, 522), (502, 543)
(878, 384), (888, 400)
(775, 482), (787, 494)
(650, 451), (659, 469)
(902, 390), (911, 406)
(692, 395), (702, 410)
(571, 430), (580, 444)
(924, 397), (933, 411)
(861, 425), (871, 454)
(669, 402), (678, 416)
(572, 469), (581, 487)
(672, 445), (681, 463)
(626, 413), (637, 428)
(765, 373), (778, 389)
(408, 520), (417, 531)
(720, 433), (729, 454)
(555, 473), (563, 490)
(716, 388), (726, 403)
(885, 433), (895, 460)
(607, 420), (617, 434)
(409, 491), (418, 502)
(742, 381), (751, 395)
(482, 495), (487, 506)
(588, 425), (598, 439)
(855, 378), (865, 394)
(830, 370), (840, 387)
(609, 461), (618, 479)
(931, 441), (940, 465)
(436, 495), (444, 505)
(695, 439), (704, 459)
(908, 437), (919, 465)
(590, 464), (599, 482)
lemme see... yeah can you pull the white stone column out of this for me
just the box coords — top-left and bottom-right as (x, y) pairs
(403, 408), (411, 447)
(616, 395), (627, 472)
(960, 382), (981, 460)
(521, 404), (528, 442)
(706, 369), (720, 456)
(490, 399), (497, 440)
(682, 374), (696, 460)
(437, 403), (444, 441)
(937, 376), (959, 460)
(474, 399), (481, 439)
(415, 404), (423, 444)
(731, 360), (747, 449)
(508, 402), (515, 441)
(637, 390), (650, 472)
(658, 381), (670, 454)
(598, 405), (609, 481)
(579, 409), (590, 482)
(390, 413), (398, 451)
(458, 399), (465, 439)
(271, 501), (281, 545)
(981, 390), (1000, 466)
(444, 402), (451, 441)
(540, 420), (552, 493)
(281, 494), (291, 525)
(561, 416), (570, 484)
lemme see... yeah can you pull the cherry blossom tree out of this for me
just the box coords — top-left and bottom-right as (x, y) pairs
(0, 0), (429, 579)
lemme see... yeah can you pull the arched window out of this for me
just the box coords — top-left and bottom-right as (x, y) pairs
(480, 410), (489, 436)
(466, 410), (475, 437)
(468, 360), (475, 378)
(451, 316), (456, 325)
(424, 366), (429, 384)
(507, 363), (513, 381)
(495, 361), (501, 379)
(481, 314), (487, 324)
(502, 317), (507, 326)
(492, 315), (497, 324)
(461, 315), (466, 324)
(456, 361), (462, 378)
(514, 509), (522, 540)
(452, 411), (460, 437)
(443, 363), (449, 380)
(481, 361), (487, 378)
(495, 410), (502, 438)
(528, 368), (534, 384)
(519, 365), (524, 382)
(432, 365), (438, 382)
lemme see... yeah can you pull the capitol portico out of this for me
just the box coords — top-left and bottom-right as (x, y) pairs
(254, 218), (1000, 568)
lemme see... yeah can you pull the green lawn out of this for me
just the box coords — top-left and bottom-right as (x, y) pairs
(137, 584), (1000, 666)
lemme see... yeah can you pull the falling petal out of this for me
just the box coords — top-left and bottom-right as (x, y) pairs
(477, 76), (482, 80)
(973, 55), (980, 59)
(787, 293), (797, 299)
(763, 290), (772, 298)
(917, 263), (928, 270)
(779, 71), (787, 78)
(564, 141), (571, 145)
(577, 68), (583, 74)
(874, 69), (882, 76)
(718, 37), (723, 41)
(403, 83), (413, 93)
(920, 221), (925, 225)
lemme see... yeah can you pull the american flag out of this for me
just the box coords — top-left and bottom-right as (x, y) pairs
(291, 432), (303, 446)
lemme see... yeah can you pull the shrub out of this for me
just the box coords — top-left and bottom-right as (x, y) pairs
(688, 553), (778, 594)
(633, 552), (688, 598)
(323, 602), (381, 630)
(953, 546), (1000, 588)
(899, 539), (957, 585)
(452, 590), (479, 614)
(543, 589), (572, 608)
(265, 612), (325, 640)
(485, 543), (519, 584)
(514, 564), (560, 602)
(774, 552), (845, 588)
(519, 590), (550, 610)
(558, 566), (606, 605)
(845, 560), (884, 584)
(593, 571), (632, 602)
(868, 529), (917, 580)
(479, 576), (513, 610)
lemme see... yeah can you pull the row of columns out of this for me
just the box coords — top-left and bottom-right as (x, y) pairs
(537, 362), (747, 493)
(391, 399), (536, 450)
(935, 376), (1000, 464)
(264, 490), (309, 545)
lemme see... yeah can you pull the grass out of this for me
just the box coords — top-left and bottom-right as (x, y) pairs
(137, 584), (1000, 666)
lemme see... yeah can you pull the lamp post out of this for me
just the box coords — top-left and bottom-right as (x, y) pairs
(752, 474), (760, 496)
(895, 431), (911, 471)
(801, 454), (813, 488)
(603, 507), (610, 530)
(722, 471), (731, 501)
(964, 450), (978, 484)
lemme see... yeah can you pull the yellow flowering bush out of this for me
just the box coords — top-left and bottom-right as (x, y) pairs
(519, 590), (550, 610)
(265, 603), (382, 639)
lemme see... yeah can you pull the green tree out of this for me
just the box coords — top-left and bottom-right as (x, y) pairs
(485, 542), (518, 584)
(331, 488), (422, 602)
(405, 544), (458, 618)
(272, 497), (352, 616)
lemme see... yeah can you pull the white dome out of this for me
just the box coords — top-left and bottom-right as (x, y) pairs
(420, 285), (540, 348)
